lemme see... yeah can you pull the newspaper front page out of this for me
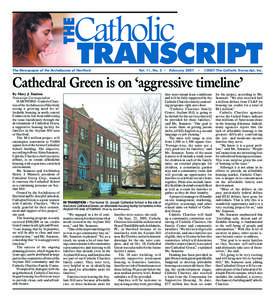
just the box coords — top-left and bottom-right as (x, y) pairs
(5, 1), (272, 297)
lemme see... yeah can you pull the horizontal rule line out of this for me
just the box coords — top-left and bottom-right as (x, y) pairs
(12, 65), (263, 68)
(13, 11), (178, 14)
(13, 288), (263, 290)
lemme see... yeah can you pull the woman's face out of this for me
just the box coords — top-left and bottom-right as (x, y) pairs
(29, 19), (53, 53)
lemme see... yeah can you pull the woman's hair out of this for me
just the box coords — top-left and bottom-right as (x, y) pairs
(13, 12), (52, 57)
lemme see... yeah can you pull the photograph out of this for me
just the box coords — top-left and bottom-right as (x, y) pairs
(13, 12), (69, 66)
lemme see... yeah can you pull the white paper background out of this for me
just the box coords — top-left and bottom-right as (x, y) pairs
(1, 0), (274, 299)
